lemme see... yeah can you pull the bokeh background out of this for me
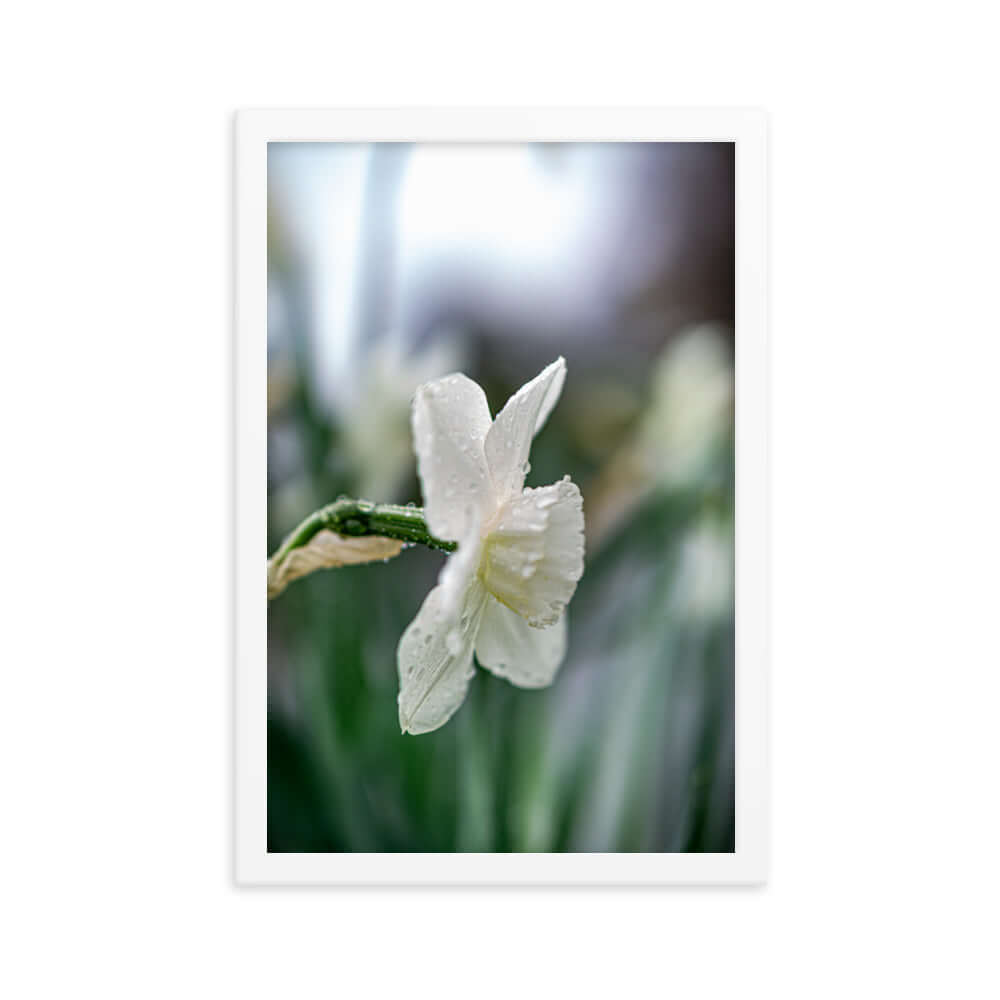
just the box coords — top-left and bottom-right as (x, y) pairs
(267, 142), (735, 852)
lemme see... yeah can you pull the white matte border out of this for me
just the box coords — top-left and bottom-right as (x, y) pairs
(235, 108), (768, 885)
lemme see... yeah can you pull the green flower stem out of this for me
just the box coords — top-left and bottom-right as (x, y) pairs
(270, 497), (457, 566)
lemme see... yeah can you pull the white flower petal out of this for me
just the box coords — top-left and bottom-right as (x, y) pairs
(397, 569), (488, 735)
(480, 477), (585, 627)
(438, 528), (483, 622)
(266, 531), (403, 599)
(484, 358), (566, 503)
(530, 359), (567, 436)
(412, 373), (495, 541)
(475, 597), (567, 688)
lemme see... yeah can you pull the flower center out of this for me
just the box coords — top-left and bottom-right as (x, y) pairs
(475, 499), (553, 623)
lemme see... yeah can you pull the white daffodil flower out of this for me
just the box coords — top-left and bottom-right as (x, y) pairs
(398, 358), (585, 734)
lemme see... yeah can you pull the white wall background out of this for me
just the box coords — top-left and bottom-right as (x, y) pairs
(2, 4), (997, 997)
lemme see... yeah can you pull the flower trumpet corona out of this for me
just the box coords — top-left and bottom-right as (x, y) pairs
(398, 358), (585, 734)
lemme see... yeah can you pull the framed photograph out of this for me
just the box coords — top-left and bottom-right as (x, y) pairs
(236, 108), (768, 884)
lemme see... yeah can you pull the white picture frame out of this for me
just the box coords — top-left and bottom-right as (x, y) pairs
(236, 108), (768, 885)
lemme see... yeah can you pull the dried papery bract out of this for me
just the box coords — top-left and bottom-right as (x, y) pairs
(267, 530), (403, 599)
